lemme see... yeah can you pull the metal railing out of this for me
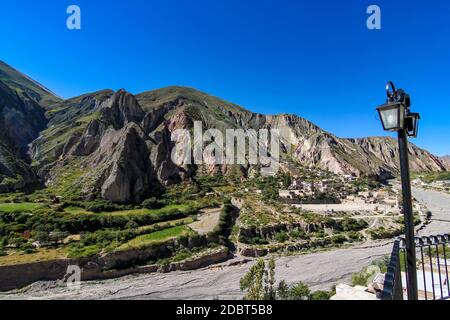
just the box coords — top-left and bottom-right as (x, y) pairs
(382, 239), (404, 300)
(382, 234), (450, 300)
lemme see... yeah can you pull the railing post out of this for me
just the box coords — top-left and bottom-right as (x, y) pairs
(394, 250), (404, 300)
(383, 240), (403, 300)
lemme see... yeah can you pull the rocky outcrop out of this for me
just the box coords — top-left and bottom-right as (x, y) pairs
(100, 89), (145, 129)
(99, 124), (153, 203)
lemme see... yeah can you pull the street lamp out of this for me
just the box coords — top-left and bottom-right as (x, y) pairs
(376, 81), (420, 300)
(406, 112), (421, 138)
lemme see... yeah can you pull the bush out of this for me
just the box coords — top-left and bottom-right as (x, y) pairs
(20, 242), (35, 254)
(340, 218), (368, 232)
(369, 227), (403, 240)
(310, 290), (334, 300)
(125, 220), (139, 229)
(290, 229), (309, 240)
(274, 232), (289, 243)
(289, 282), (311, 300)
(347, 231), (362, 242)
(142, 198), (165, 210)
(331, 234), (347, 244)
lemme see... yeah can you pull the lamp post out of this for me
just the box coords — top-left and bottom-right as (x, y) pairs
(376, 81), (420, 300)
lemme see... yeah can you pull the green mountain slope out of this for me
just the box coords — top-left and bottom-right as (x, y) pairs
(0, 61), (60, 107)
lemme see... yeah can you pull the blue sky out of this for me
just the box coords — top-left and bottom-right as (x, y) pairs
(1, 0), (449, 155)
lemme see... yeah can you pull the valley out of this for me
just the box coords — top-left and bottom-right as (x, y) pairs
(1, 187), (448, 300)
(0, 60), (448, 297)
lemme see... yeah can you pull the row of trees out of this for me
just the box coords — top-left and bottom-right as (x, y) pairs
(240, 258), (334, 300)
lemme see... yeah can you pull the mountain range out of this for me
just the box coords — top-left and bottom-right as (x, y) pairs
(0, 60), (446, 202)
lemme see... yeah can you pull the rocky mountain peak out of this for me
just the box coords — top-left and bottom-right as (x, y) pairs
(100, 89), (145, 129)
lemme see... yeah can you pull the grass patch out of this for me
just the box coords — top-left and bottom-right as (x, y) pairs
(118, 225), (193, 251)
(0, 248), (68, 266)
(0, 202), (42, 213)
(107, 204), (190, 217)
(67, 244), (102, 260)
(63, 204), (192, 217)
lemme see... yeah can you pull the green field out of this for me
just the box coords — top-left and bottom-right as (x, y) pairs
(63, 204), (192, 217)
(118, 225), (193, 251)
(0, 202), (41, 213)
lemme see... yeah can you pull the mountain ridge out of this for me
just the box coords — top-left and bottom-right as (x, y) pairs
(0, 61), (446, 201)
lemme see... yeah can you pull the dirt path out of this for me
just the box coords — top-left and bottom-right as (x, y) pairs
(1, 188), (448, 300)
(188, 207), (222, 235)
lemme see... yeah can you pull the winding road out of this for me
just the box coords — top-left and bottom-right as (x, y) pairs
(1, 188), (449, 300)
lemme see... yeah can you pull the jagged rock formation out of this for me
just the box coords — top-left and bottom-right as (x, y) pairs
(0, 61), (446, 202)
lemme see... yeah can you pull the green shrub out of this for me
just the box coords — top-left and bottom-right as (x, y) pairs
(274, 232), (289, 243)
(289, 282), (311, 300)
(309, 290), (334, 300)
(142, 198), (165, 210)
(369, 227), (403, 240)
(347, 231), (362, 242)
(290, 229), (309, 240)
(331, 234), (347, 244)
(340, 218), (368, 232)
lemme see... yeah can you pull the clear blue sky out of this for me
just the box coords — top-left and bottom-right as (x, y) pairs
(1, 0), (449, 155)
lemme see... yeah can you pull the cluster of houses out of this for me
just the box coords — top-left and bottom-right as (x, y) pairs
(412, 178), (450, 194)
(278, 175), (358, 201)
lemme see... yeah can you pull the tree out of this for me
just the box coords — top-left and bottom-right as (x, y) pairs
(264, 258), (276, 300)
(240, 259), (266, 300)
(240, 258), (277, 300)
(277, 280), (290, 300)
(289, 282), (311, 300)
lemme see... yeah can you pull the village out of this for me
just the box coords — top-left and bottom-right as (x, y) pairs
(277, 172), (405, 217)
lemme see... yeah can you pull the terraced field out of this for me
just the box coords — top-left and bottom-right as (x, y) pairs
(0, 199), (214, 267)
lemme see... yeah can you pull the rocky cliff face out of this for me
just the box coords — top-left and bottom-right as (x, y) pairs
(0, 80), (48, 191)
